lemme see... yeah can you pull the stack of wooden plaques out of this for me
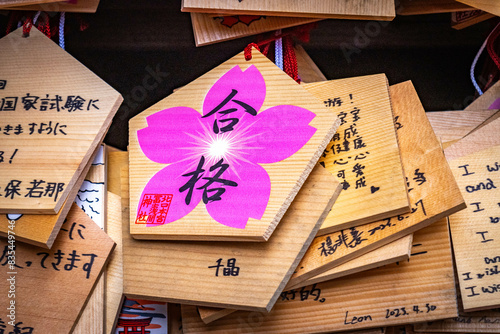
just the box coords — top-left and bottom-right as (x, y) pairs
(184, 0), (499, 47)
(183, 0), (396, 46)
(0, 0), (101, 13)
(102, 45), (500, 334)
(0, 27), (122, 333)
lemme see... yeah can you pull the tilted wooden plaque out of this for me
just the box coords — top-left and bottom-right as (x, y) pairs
(123, 164), (342, 312)
(129, 48), (338, 241)
(0, 28), (122, 214)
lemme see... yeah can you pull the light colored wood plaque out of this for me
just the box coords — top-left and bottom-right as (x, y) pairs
(444, 117), (500, 162)
(198, 234), (412, 323)
(74, 147), (107, 333)
(295, 45), (328, 84)
(105, 192), (123, 334)
(0, 204), (115, 334)
(3, 0), (100, 13)
(456, 0), (500, 16)
(397, 0), (471, 15)
(73, 276), (105, 333)
(445, 119), (500, 312)
(413, 309), (500, 333)
(105, 150), (128, 334)
(198, 306), (237, 324)
(0, 27), (122, 214)
(0, 143), (101, 248)
(181, 217), (458, 333)
(303, 74), (410, 235)
(452, 10), (495, 30)
(290, 234), (413, 289)
(182, 0), (396, 21)
(0, 0), (59, 7)
(123, 164), (342, 312)
(466, 81), (500, 111)
(287, 81), (466, 288)
(426, 110), (497, 146)
(191, 12), (320, 47)
(129, 48), (339, 241)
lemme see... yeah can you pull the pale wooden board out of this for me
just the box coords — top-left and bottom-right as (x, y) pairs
(191, 12), (320, 47)
(106, 151), (128, 333)
(181, 217), (458, 333)
(303, 74), (410, 234)
(105, 192), (123, 334)
(413, 311), (500, 333)
(73, 276), (105, 334)
(452, 10), (495, 30)
(74, 146), (107, 333)
(456, 0), (500, 16)
(198, 234), (413, 323)
(445, 124), (500, 312)
(0, 27), (122, 214)
(426, 110), (497, 145)
(3, 0), (100, 13)
(397, 0), (471, 15)
(287, 81), (466, 288)
(295, 45), (328, 84)
(444, 116), (500, 161)
(0, 203), (115, 333)
(0, 0), (59, 7)
(129, 48), (339, 241)
(0, 143), (101, 248)
(466, 81), (500, 111)
(198, 306), (237, 324)
(182, 0), (396, 20)
(108, 150), (128, 197)
(290, 234), (413, 289)
(123, 164), (342, 312)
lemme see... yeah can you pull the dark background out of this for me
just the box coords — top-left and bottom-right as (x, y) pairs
(1, 0), (497, 151)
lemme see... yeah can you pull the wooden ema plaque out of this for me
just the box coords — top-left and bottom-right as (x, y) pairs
(287, 81), (466, 288)
(191, 13), (320, 47)
(445, 118), (500, 312)
(290, 234), (413, 289)
(295, 45), (328, 84)
(426, 110), (498, 147)
(397, 0), (471, 15)
(456, 0), (500, 16)
(303, 74), (410, 235)
(3, 0), (100, 13)
(452, 10), (495, 30)
(105, 150), (128, 333)
(129, 48), (338, 241)
(0, 203), (115, 333)
(413, 309), (500, 333)
(0, 28), (122, 214)
(181, 218), (458, 333)
(182, 0), (396, 21)
(198, 234), (413, 324)
(466, 81), (500, 111)
(123, 164), (341, 312)
(0, 0), (59, 7)
(0, 143), (101, 248)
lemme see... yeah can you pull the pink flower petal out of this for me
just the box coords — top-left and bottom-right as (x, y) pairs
(202, 65), (266, 133)
(244, 105), (317, 164)
(135, 161), (202, 226)
(137, 107), (204, 164)
(205, 161), (270, 229)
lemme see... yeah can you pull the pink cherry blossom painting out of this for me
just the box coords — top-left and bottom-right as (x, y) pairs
(135, 65), (317, 229)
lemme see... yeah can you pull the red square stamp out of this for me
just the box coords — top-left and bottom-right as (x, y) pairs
(135, 194), (173, 224)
